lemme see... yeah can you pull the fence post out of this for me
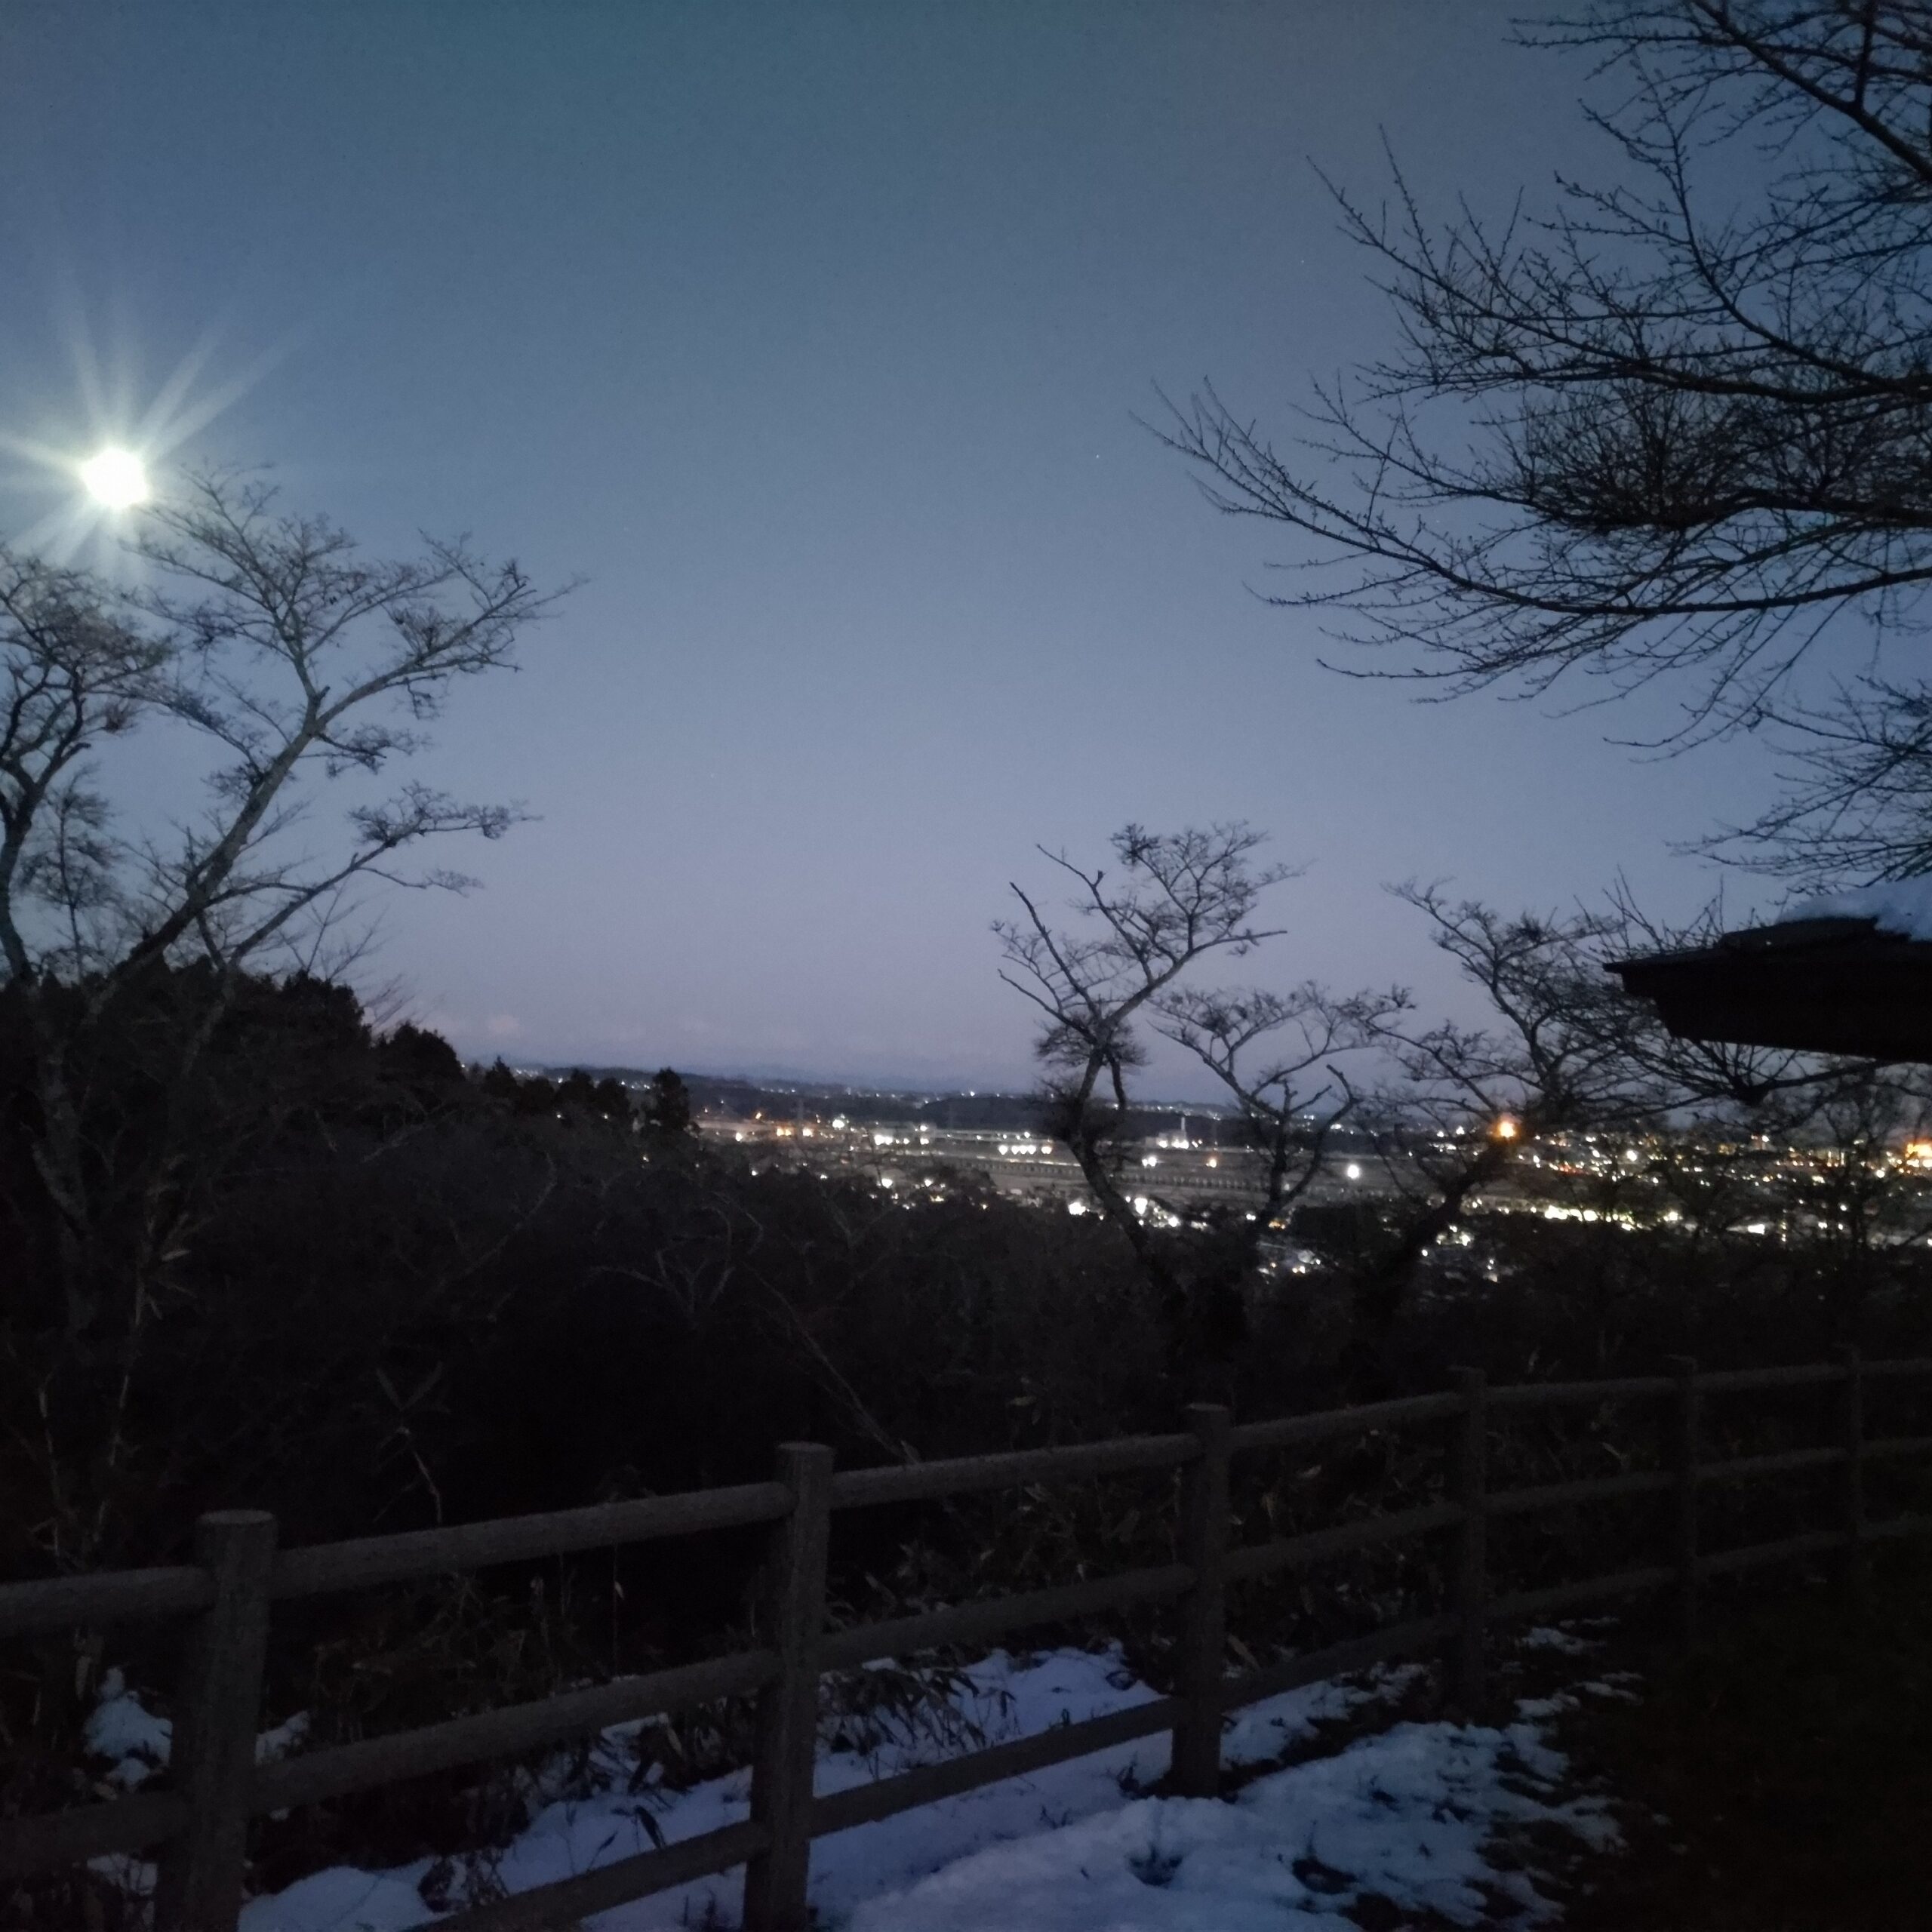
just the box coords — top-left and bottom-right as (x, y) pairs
(1171, 1403), (1232, 1797)
(1832, 1343), (1866, 1612)
(152, 1510), (278, 1932)
(1666, 1355), (1700, 1651)
(743, 1442), (834, 1932)
(1446, 1367), (1487, 1714)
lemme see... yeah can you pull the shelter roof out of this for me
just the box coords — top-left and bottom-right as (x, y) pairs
(1608, 917), (1932, 1061)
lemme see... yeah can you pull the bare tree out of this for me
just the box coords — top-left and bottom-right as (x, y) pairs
(1346, 877), (1875, 1343)
(1347, 888), (1664, 1334)
(0, 558), (170, 983)
(1158, 2), (1932, 875)
(1154, 980), (1403, 1370)
(1725, 676), (1932, 878)
(2, 467), (563, 1562)
(995, 825), (1386, 1374)
(1154, 978), (1401, 1221)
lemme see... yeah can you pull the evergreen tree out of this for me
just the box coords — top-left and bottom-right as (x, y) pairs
(648, 1067), (695, 1136)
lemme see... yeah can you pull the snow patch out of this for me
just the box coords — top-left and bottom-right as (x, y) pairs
(82, 1670), (310, 1793)
(1782, 878), (1932, 938)
(844, 1718), (1614, 1930)
(1519, 1624), (1600, 1657)
(85, 1668), (173, 1790)
(239, 1867), (435, 1932)
(257, 1709), (313, 1764)
(219, 1646), (1607, 1931)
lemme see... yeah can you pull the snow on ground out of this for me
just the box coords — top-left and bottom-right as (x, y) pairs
(842, 1716), (1614, 1932)
(89, 1637), (1619, 1931)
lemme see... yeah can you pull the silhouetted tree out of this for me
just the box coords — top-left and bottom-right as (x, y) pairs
(547, 1069), (633, 1127)
(1, 469), (561, 1564)
(1161, 2), (1932, 879)
(646, 1067), (695, 1136)
(556, 1069), (600, 1112)
(1346, 878), (1881, 1352)
(996, 825), (1385, 1378)
(381, 1022), (469, 1106)
(479, 1057), (524, 1107)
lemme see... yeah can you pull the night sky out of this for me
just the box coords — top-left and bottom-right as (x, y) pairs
(1, 2), (1784, 1096)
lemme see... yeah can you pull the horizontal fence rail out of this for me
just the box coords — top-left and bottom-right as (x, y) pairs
(1228, 1389), (1463, 1451)
(269, 1483), (794, 1602)
(0, 1567), (214, 1642)
(826, 1432), (1199, 1509)
(1866, 1356), (1932, 1379)
(1222, 1500), (1466, 1583)
(250, 1652), (782, 1817)
(1486, 1374), (1675, 1409)
(5, 1352), (1931, 1932)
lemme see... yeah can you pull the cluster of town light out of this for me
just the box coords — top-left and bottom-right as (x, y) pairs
(703, 1104), (1932, 1242)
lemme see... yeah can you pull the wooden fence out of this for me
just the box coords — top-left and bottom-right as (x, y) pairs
(5, 1349), (1930, 1932)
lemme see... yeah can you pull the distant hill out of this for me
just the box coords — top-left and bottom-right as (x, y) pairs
(537, 1066), (1238, 1137)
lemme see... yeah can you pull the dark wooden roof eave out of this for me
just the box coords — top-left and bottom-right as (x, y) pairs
(1607, 915), (1932, 1063)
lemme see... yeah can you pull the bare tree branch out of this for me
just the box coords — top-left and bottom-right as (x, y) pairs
(1157, 3), (1932, 865)
(0, 466), (567, 1562)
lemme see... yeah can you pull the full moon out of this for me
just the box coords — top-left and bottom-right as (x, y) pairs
(79, 447), (149, 509)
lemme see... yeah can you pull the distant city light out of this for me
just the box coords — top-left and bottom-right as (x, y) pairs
(1346, 1163), (1362, 1180)
(79, 447), (149, 509)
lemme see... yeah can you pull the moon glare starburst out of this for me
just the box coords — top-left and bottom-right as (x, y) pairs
(78, 446), (149, 509)
(2, 317), (289, 559)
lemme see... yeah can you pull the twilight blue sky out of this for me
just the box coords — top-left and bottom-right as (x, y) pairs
(1, 2), (1787, 1095)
